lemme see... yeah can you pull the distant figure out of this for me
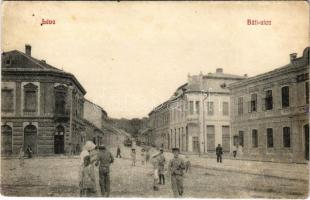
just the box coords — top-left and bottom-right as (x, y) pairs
(151, 152), (160, 191)
(80, 155), (96, 197)
(216, 144), (223, 163)
(168, 148), (186, 197)
(141, 149), (145, 165)
(158, 149), (166, 185)
(26, 145), (33, 158)
(97, 145), (114, 197)
(116, 146), (121, 158)
(19, 147), (24, 166)
(232, 145), (237, 158)
(184, 155), (191, 173)
(145, 149), (150, 163)
(131, 149), (136, 166)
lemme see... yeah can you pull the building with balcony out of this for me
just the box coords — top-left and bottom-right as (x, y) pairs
(229, 47), (309, 163)
(149, 69), (245, 153)
(1, 45), (86, 155)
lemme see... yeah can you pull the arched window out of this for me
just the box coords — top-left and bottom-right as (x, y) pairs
(24, 124), (37, 153)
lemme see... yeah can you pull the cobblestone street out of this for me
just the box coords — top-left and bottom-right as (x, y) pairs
(1, 146), (308, 198)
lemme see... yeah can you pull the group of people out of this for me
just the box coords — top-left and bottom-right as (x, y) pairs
(130, 148), (151, 166)
(18, 145), (34, 166)
(79, 142), (114, 197)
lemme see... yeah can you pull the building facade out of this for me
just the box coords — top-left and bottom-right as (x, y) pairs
(149, 69), (245, 153)
(229, 47), (309, 163)
(1, 45), (86, 155)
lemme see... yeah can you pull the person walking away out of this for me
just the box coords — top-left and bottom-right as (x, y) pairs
(80, 155), (96, 197)
(131, 148), (136, 166)
(19, 147), (24, 166)
(232, 145), (237, 158)
(151, 152), (160, 191)
(158, 149), (166, 185)
(26, 145), (33, 158)
(141, 149), (145, 165)
(168, 148), (185, 197)
(145, 149), (150, 163)
(116, 145), (121, 158)
(97, 145), (114, 197)
(216, 144), (223, 163)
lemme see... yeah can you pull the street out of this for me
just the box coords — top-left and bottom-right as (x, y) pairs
(0, 147), (308, 198)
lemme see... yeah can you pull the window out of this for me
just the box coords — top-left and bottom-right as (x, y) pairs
(2, 89), (13, 112)
(282, 86), (290, 108)
(252, 129), (258, 148)
(223, 102), (229, 116)
(250, 94), (257, 112)
(283, 127), (291, 148)
(233, 135), (239, 146)
(55, 91), (66, 115)
(189, 101), (194, 115)
(24, 83), (38, 112)
(207, 101), (214, 115)
(238, 131), (244, 147)
(267, 128), (273, 148)
(238, 97), (243, 115)
(195, 101), (200, 114)
(265, 90), (273, 110)
(306, 82), (309, 104)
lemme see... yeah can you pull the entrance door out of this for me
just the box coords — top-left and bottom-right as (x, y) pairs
(192, 136), (199, 153)
(1, 125), (12, 155)
(55, 125), (65, 154)
(24, 125), (37, 154)
(305, 124), (309, 160)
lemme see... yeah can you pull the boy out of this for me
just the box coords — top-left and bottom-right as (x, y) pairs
(168, 148), (185, 197)
(80, 155), (96, 197)
(131, 148), (136, 166)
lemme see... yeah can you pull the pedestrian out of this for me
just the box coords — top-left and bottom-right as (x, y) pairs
(131, 148), (136, 166)
(216, 144), (223, 163)
(168, 148), (185, 197)
(80, 155), (97, 197)
(232, 145), (237, 158)
(97, 145), (114, 197)
(158, 148), (166, 185)
(19, 147), (24, 166)
(141, 149), (145, 165)
(26, 145), (33, 158)
(116, 145), (121, 158)
(145, 149), (150, 163)
(184, 155), (191, 173)
(151, 152), (160, 191)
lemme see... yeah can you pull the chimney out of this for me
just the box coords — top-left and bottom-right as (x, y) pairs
(40, 60), (46, 64)
(25, 44), (31, 56)
(216, 68), (223, 73)
(290, 53), (297, 62)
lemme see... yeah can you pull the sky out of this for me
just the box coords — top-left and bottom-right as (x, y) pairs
(2, 1), (309, 119)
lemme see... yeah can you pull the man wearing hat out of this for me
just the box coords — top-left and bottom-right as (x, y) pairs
(97, 145), (114, 197)
(158, 148), (166, 185)
(168, 148), (186, 197)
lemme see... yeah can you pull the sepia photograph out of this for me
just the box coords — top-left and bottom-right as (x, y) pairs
(1, 1), (309, 198)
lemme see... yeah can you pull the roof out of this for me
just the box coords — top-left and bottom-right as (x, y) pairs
(2, 50), (86, 94)
(84, 99), (108, 117)
(229, 47), (309, 89)
(203, 72), (245, 80)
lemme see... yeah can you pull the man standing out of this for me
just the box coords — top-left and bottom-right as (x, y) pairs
(168, 148), (185, 197)
(116, 145), (121, 158)
(97, 145), (114, 197)
(216, 144), (223, 163)
(158, 149), (166, 185)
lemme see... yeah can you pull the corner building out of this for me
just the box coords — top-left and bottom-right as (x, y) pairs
(149, 69), (245, 153)
(1, 45), (86, 155)
(229, 47), (309, 163)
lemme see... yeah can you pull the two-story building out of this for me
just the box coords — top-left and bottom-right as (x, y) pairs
(1, 45), (86, 155)
(149, 69), (245, 154)
(229, 47), (309, 162)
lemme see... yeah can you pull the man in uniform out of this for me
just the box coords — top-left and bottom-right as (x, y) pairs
(216, 144), (223, 163)
(168, 148), (185, 197)
(97, 145), (114, 197)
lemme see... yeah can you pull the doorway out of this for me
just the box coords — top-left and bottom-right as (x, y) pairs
(24, 125), (37, 154)
(54, 125), (64, 154)
(304, 124), (309, 160)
